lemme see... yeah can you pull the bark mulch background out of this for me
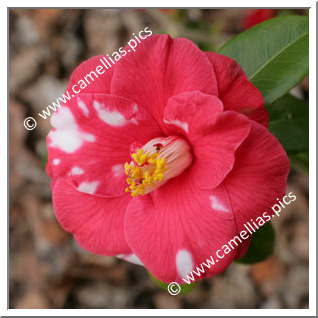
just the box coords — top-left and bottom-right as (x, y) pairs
(9, 9), (309, 309)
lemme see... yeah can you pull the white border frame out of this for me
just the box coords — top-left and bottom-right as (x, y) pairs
(3, 1), (316, 316)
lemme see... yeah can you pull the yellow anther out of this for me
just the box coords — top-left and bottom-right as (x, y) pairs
(156, 159), (165, 170)
(131, 189), (140, 197)
(143, 171), (150, 183)
(139, 154), (148, 165)
(131, 153), (139, 163)
(124, 147), (166, 197)
(124, 163), (131, 175)
(131, 167), (142, 179)
(129, 181), (136, 190)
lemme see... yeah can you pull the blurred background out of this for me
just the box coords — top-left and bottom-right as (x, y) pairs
(9, 8), (309, 309)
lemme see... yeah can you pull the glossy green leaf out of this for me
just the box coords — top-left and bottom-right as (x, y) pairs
(235, 222), (275, 264)
(218, 15), (309, 104)
(266, 93), (308, 121)
(266, 94), (309, 154)
(148, 271), (197, 295)
(270, 118), (309, 154)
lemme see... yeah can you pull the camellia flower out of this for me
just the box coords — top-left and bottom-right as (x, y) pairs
(241, 9), (276, 30)
(46, 35), (290, 284)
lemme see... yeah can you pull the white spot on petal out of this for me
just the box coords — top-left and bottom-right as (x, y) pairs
(210, 195), (229, 212)
(112, 164), (124, 178)
(50, 107), (74, 129)
(70, 166), (84, 175)
(93, 101), (138, 127)
(49, 108), (95, 153)
(163, 119), (189, 133)
(53, 159), (60, 165)
(176, 249), (193, 278)
(77, 181), (99, 194)
(117, 254), (144, 266)
(77, 98), (89, 117)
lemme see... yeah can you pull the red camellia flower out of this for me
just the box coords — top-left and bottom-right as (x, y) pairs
(242, 9), (277, 30)
(46, 35), (290, 283)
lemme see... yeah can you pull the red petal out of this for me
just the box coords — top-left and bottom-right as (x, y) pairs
(53, 178), (132, 255)
(112, 35), (218, 129)
(46, 93), (161, 197)
(67, 55), (114, 94)
(164, 91), (251, 189)
(125, 172), (238, 284)
(206, 52), (269, 127)
(223, 121), (290, 247)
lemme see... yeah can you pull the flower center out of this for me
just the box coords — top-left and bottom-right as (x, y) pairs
(124, 136), (192, 197)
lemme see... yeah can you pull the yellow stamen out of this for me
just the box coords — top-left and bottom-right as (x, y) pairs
(124, 148), (166, 197)
(124, 136), (192, 197)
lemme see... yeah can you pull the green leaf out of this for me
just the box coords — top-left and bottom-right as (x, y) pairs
(290, 150), (309, 172)
(41, 145), (48, 170)
(236, 222), (275, 264)
(266, 93), (308, 121)
(269, 118), (308, 155)
(218, 15), (309, 104)
(265, 93), (309, 155)
(148, 271), (197, 295)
